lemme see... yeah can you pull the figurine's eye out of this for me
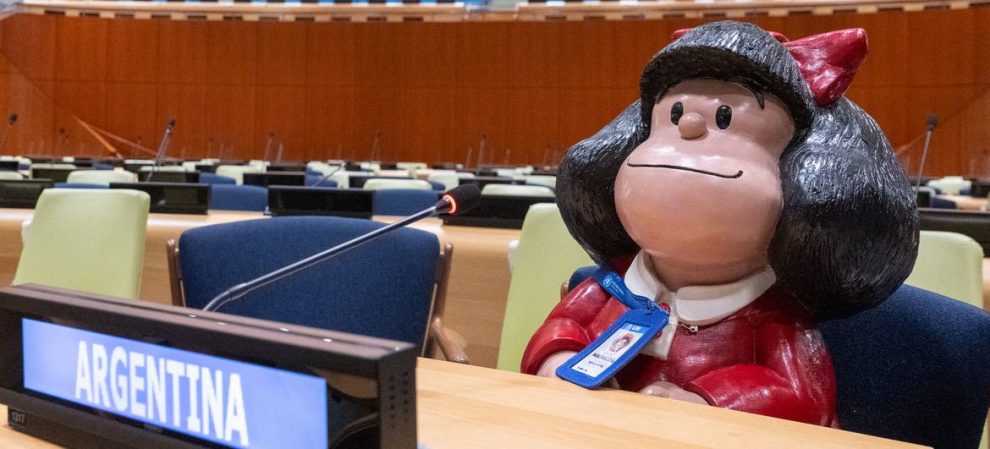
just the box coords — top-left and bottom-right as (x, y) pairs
(715, 105), (732, 129)
(670, 102), (683, 125)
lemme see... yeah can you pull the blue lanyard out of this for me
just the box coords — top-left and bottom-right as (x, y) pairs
(592, 267), (663, 314)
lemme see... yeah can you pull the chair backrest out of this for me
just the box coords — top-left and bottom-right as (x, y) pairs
(13, 189), (150, 299)
(397, 162), (428, 171)
(175, 216), (444, 351)
(428, 172), (459, 191)
(215, 165), (264, 185)
(209, 184), (268, 212)
(905, 231), (984, 307)
(363, 178), (432, 191)
(524, 175), (556, 189)
(67, 169), (137, 186)
(32, 163), (76, 170)
(0, 171), (23, 180)
(198, 172), (237, 185)
(482, 183), (555, 198)
(54, 183), (108, 189)
(820, 285), (990, 449)
(931, 197), (958, 209)
(497, 203), (592, 371)
(373, 189), (441, 216)
(928, 177), (972, 195)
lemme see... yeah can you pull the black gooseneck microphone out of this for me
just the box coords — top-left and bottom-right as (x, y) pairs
(202, 183), (482, 312)
(147, 118), (176, 182)
(275, 140), (285, 163)
(262, 132), (275, 162)
(476, 134), (487, 170)
(915, 113), (938, 188)
(0, 112), (18, 154)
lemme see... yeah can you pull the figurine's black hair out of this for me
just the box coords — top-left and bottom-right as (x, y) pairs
(556, 21), (919, 315)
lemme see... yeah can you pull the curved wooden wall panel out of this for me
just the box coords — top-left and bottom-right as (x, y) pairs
(0, 9), (986, 175)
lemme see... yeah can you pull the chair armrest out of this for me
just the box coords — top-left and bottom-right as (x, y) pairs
(431, 317), (470, 364)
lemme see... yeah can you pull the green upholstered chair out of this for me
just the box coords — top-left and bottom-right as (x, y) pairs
(904, 230), (987, 449)
(927, 176), (972, 196)
(482, 183), (555, 198)
(66, 169), (137, 186)
(524, 175), (557, 190)
(397, 162), (428, 171)
(363, 178), (432, 191)
(905, 231), (984, 308)
(427, 172), (460, 191)
(496, 203), (592, 372)
(13, 189), (150, 300)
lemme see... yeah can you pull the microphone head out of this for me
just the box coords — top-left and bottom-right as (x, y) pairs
(8, 113), (17, 125)
(927, 113), (938, 131)
(437, 184), (481, 216)
(167, 118), (176, 129)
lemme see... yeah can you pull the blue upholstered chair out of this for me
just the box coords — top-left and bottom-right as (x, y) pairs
(198, 172), (236, 185)
(208, 184), (268, 212)
(167, 216), (467, 361)
(373, 189), (441, 216)
(53, 183), (108, 189)
(819, 285), (990, 449)
(932, 197), (959, 209)
(564, 268), (990, 449)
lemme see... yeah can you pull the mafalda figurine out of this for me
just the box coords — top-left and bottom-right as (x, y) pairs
(521, 21), (918, 426)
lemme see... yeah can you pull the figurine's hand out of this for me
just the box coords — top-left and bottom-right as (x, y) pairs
(638, 381), (708, 404)
(536, 351), (578, 377)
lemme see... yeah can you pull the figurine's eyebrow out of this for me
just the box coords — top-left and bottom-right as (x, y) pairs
(745, 87), (765, 109)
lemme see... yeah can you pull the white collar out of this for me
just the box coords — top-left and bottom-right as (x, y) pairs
(624, 251), (776, 326)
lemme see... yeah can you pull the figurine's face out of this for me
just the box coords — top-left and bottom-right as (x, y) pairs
(614, 79), (795, 274)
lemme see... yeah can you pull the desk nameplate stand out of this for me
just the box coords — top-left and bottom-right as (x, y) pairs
(110, 182), (210, 214)
(0, 180), (54, 209)
(242, 172), (306, 187)
(137, 172), (201, 184)
(268, 187), (374, 219)
(0, 284), (417, 449)
(443, 194), (555, 229)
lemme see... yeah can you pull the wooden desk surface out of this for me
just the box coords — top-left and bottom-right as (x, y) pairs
(0, 209), (519, 368)
(0, 358), (926, 449)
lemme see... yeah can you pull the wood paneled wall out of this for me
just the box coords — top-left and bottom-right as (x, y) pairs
(0, 9), (987, 175)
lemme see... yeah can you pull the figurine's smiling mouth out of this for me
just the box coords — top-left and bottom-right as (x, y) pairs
(626, 162), (743, 179)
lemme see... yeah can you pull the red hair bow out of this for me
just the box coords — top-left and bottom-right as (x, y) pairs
(672, 27), (868, 107)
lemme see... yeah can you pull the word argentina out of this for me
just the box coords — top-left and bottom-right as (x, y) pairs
(22, 318), (331, 449)
(74, 340), (249, 445)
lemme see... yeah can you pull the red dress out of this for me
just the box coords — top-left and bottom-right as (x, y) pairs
(521, 263), (838, 427)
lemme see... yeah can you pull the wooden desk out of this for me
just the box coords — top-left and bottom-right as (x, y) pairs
(0, 210), (519, 368)
(0, 358), (926, 449)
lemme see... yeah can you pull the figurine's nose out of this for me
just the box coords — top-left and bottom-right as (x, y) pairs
(678, 112), (707, 140)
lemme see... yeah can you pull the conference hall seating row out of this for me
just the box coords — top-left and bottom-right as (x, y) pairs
(13, 184), (988, 449)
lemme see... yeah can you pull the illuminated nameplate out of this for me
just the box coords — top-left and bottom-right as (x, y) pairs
(21, 318), (329, 449)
